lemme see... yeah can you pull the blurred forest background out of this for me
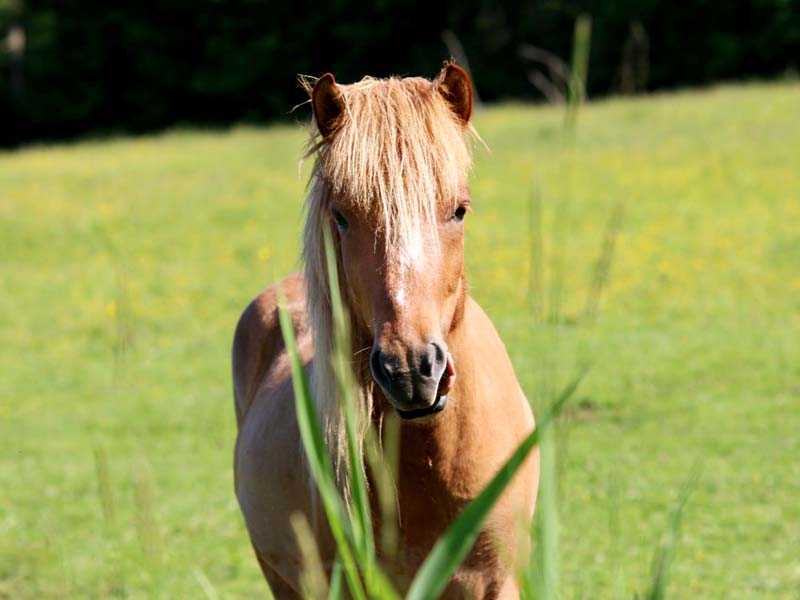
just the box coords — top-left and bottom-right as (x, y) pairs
(2, 0), (799, 146)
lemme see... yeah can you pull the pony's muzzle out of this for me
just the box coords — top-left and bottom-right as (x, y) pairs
(370, 340), (451, 415)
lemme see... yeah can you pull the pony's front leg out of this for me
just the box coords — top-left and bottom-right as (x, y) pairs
(252, 544), (302, 599)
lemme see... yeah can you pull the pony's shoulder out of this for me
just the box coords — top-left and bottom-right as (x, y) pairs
(231, 273), (308, 425)
(251, 273), (306, 319)
(462, 295), (528, 401)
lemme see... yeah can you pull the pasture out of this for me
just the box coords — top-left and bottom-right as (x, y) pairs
(1, 80), (799, 598)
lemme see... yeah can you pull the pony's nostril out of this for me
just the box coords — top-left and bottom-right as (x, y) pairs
(370, 349), (396, 386)
(382, 359), (395, 376)
(370, 350), (386, 383)
(419, 345), (434, 378)
(432, 341), (446, 366)
(420, 341), (447, 380)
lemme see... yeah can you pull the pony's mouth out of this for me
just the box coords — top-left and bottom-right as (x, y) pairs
(396, 393), (448, 420)
(395, 354), (455, 420)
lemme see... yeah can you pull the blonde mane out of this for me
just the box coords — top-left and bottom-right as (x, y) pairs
(301, 73), (474, 499)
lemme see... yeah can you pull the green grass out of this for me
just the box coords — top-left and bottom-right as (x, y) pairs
(1, 80), (799, 598)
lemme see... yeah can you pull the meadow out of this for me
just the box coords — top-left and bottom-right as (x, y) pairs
(1, 80), (799, 598)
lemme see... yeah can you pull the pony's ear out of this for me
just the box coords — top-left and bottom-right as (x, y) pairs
(435, 62), (473, 125)
(312, 73), (345, 138)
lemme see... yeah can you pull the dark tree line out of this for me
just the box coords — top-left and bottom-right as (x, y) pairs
(1, 1), (798, 145)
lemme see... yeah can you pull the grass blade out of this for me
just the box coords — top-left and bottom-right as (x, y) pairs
(93, 445), (116, 528)
(322, 228), (401, 600)
(192, 567), (221, 600)
(366, 411), (400, 561)
(291, 512), (329, 599)
(583, 201), (624, 323)
(328, 560), (343, 600)
(277, 302), (367, 600)
(528, 185), (545, 324)
(131, 454), (162, 562)
(642, 466), (700, 600)
(406, 371), (586, 600)
(322, 227), (375, 562)
(532, 426), (559, 600)
(565, 14), (592, 131)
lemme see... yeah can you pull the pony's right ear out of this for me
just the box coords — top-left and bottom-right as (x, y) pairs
(435, 62), (473, 125)
(312, 73), (344, 138)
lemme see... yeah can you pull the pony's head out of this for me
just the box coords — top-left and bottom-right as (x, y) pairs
(303, 63), (474, 426)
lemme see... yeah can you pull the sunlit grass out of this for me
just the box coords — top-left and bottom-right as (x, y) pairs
(1, 80), (798, 597)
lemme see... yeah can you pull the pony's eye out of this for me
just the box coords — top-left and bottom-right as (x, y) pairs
(452, 205), (467, 222)
(332, 209), (349, 231)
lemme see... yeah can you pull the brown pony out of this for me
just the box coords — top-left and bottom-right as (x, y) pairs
(233, 63), (538, 599)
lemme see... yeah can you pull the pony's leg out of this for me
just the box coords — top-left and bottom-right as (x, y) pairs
(252, 544), (301, 599)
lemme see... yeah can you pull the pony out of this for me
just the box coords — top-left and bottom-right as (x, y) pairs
(233, 63), (539, 599)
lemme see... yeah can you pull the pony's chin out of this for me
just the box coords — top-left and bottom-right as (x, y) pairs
(395, 393), (448, 420)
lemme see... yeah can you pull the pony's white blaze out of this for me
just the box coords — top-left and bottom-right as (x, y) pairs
(394, 286), (406, 309)
(391, 226), (433, 312)
(393, 226), (428, 280)
(399, 227), (424, 266)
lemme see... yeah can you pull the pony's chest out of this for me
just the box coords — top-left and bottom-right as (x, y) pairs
(380, 508), (512, 598)
(384, 457), (514, 557)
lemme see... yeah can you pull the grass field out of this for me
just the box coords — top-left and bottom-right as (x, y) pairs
(1, 80), (799, 598)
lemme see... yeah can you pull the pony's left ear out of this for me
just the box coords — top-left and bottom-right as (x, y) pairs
(312, 73), (345, 138)
(435, 62), (473, 125)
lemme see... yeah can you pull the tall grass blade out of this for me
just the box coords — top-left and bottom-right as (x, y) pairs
(642, 467), (700, 600)
(192, 567), (221, 600)
(328, 560), (343, 600)
(528, 185), (545, 324)
(366, 411), (400, 561)
(322, 229), (401, 600)
(406, 371), (586, 600)
(132, 454), (162, 562)
(109, 264), (135, 384)
(322, 227), (375, 567)
(277, 302), (367, 600)
(565, 14), (592, 131)
(583, 201), (624, 322)
(291, 512), (329, 599)
(93, 445), (116, 528)
(533, 426), (559, 600)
